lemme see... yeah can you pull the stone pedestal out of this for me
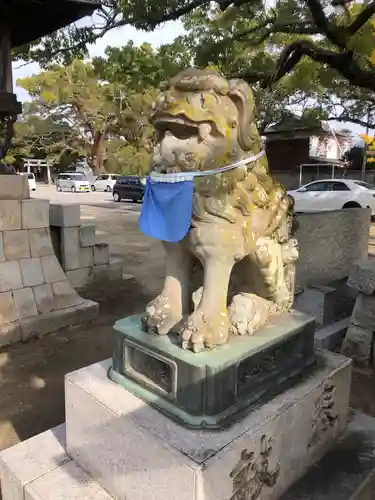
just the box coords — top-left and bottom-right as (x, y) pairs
(3, 352), (375, 499)
(110, 312), (315, 428)
(0, 175), (98, 347)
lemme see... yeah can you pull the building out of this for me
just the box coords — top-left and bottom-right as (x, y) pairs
(263, 116), (354, 188)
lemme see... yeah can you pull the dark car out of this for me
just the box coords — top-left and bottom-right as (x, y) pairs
(112, 176), (145, 203)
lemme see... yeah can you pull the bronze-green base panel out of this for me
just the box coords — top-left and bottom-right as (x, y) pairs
(109, 311), (316, 429)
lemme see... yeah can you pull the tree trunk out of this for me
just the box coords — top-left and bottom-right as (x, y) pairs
(91, 131), (107, 176)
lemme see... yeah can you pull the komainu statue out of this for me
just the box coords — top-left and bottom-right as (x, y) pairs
(139, 68), (298, 352)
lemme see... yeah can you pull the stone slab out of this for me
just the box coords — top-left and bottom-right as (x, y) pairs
(61, 227), (80, 270)
(19, 257), (44, 287)
(314, 317), (350, 350)
(294, 285), (338, 327)
(3, 229), (30, 260)
(24, 461), (113, 500)
(65, 350), (351, 500)
(0, 424), (69, 500)
(33, 283), (55, 314)
(347, 257), (375, 295)
(0, 291), (17, 324)
(20, 299), (98, 341)
(49, 203), (80, 228)
(295, 208), (370, 289)
(110, 312), (315, 428)
(66, 267), (94, 289)
(13, 287), (39, 319)
(28, 228), (54, 258)
(21, 199), (49, 229)
(341, 325), (373, 369)
(0, 261), (23, 292)
(79, 224), (96, 247)
(40, 255), (67, 284)
(0, 200), (22, 231)
(52, 280), (84, 310)
(80, 246), (94, 268)
(0, 174), (29, 200)
(351, 293), (375, 331)
(280, 410), (375, 500)
(93, 243), (109, 266)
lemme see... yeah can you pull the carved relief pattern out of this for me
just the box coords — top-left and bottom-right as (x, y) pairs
(308, 381), (338, 448)
(229, 434), (280, 500)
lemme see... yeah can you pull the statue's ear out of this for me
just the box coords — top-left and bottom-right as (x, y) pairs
(228, 79), (258, 151)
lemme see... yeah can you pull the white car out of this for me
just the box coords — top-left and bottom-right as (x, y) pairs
(55, 172), (90, 192)
(289, 179), (375, 216)
(91, 174), (119, 192)
(20, 172), (36, 191)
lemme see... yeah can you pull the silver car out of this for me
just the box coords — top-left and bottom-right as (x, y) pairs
(56, 172), (90, 193)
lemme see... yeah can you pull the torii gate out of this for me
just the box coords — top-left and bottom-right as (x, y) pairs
(24, 158), (52, 184)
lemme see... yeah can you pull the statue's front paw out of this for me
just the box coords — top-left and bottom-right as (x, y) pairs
(142, 294), (182, 335)
(180, 310), (230, 353)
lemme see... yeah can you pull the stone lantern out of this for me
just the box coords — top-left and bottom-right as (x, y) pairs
(0, 0), (101, 163)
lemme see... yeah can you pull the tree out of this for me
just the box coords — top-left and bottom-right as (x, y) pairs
(13, 0), (375, 95)
(17, 59), (128, 175)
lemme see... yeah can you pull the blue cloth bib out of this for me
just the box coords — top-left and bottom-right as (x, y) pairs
(139, 151), (266, 243)
(139, 177), (194, 242)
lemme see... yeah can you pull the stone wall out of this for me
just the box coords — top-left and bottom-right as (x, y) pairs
(295, 207), (371, 289)
(49, 204), (124, 290)
(0, 176), (98, 349)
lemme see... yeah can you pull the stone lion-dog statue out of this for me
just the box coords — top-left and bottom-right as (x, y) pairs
(142, 68), (298, 352)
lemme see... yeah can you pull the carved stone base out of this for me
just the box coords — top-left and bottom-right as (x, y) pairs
(0, 351), (356, 500)
(61, 351), (351, 499)
(109, 312), (316, 429)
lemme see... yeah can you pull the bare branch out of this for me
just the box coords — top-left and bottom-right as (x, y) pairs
(347, 0), (375, 34)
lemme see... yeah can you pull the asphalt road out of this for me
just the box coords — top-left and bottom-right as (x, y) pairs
(31, 184), (142, 213)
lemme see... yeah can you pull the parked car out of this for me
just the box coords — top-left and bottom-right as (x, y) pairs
(112, 176), (145, 202)
(55, 172), (90, 193)
(20, 172), (36, 191)
(91, 174), (119, 192)
(288, 179), (375, 215)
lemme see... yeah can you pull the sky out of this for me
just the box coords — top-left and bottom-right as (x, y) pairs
(12, 16), (365, 140)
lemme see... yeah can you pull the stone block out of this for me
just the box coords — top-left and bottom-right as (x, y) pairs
(0, 232), (4, 261)
(20, 299), (98, 341)
(0, 425), (69, 500)
(0, 291), (17, 323)
(80, 246), (94, 268)
(20, 257), (44, 287)
(347, 257), (375, 295)
(93, 243), (109, 265)
(24, 461), (113, 500)
(52, 280), (84, 310)
(49, 203), (80, 227)
(79, 224), (96, 247)
(296, 208), (370, 289)
(93, 264), (110, 281)
(0, 200), (22, 231)
(33, 284), (55, 314)
(352, 293), (375, 330)
(0, 174), (29, 200)
(13, 287), (39, 319)
(29, 228), (54, 257)
(61, 227), (80, 270)
(21, 199), (49, 229)
(0, 321), (22, 348)
(0, 261), (23, 292)
(294, 285), (338, 327)
(3, 229), (30, 260)
(314, 317), (350, 350)
(66, 268), (93, 289)
(40, 255), (66, 283)
(341, 325), (373, 368)
(108, 257), (125, 281)
(65, 351), (351, 500)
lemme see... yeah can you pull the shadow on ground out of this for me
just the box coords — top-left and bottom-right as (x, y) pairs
(0, 278), (152, 452)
